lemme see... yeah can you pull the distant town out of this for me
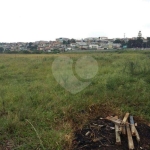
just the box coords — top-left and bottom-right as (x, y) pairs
(0, 31), (150, 53)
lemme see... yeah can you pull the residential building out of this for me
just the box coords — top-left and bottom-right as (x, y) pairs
(84, 37), (99, 42)
(56, 37), (69, 43)
(99, 37), (108, 40)
(89, 44), (99, 49)
(76, 42), (88, 49)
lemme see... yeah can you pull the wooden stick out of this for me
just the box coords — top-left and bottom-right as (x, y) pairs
(115, 123), (121, 145)
(134, 127), (140, 142)
(120, 113), (129, 135)
(126, 122), (135, 150)
(114, 116), (121, 145)
(122, 113), (130, 124)
(134, 123), (137, 127)
(130, 116), (136, 136)
(118, 126), (122, 134)
(106, 116), (122, 125)
(122, 125), (126, 135)
(113, 116), (119, 120)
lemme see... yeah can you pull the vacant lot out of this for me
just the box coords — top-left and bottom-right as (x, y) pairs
(0, 51), (150, 149)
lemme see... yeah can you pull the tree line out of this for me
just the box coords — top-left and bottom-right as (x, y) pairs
(114, 37), (150, 48)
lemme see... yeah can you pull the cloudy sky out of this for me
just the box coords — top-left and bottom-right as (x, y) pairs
(0, 0), (150, 42)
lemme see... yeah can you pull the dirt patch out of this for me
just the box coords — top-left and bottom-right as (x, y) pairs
(64, 104), (150, 150)
(72, 117), (150, 150)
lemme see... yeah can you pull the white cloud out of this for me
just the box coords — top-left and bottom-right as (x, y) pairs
(0, 0), (150, 42)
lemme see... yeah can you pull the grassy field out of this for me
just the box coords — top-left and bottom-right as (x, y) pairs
(0, 50), (150, 149)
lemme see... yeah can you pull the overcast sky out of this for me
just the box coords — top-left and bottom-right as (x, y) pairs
(0, 0), (150, 42)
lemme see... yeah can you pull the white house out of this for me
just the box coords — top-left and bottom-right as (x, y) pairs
(76, 42), (88, 49)
(65, 47), (72, 51)
(89, 44), (99, 49)
(99, 37), (108, 40)
(70, 43), (77, 47)
(47, 50), (52, 52)
(113, 43), (121, 48)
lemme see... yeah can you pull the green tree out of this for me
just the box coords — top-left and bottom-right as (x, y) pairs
(127, 40), (136, 48)
(113, 39), (122, 43)
(121, 40), (126, 47)
(27, 42), (37, 50)
(147, 37), (150, 48)
(0, 47), (4, 53)
(136, 38), (143, 48)
(63, 40), (67, 45)
(67, 40), (70, 44)
(31, 45), (37, 50)
(114, 39), (127, 47)
(70, 38), (76, 43)
(27, 42), (33, 49)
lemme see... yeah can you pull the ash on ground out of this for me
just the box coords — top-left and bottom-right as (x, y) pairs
(73, 118), (150, 150)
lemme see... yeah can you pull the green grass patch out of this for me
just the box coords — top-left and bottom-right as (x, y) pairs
(0, 51), (150, 149)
